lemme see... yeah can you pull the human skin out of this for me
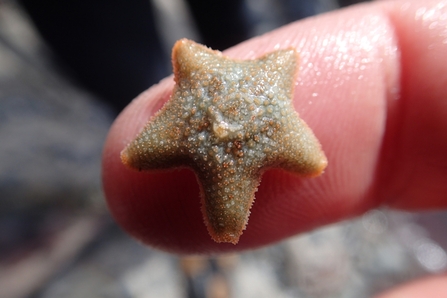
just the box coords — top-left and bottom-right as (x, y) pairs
(102, 0), (447, 296)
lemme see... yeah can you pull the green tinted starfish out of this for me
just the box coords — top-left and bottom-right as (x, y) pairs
(121, 39), (327, 244)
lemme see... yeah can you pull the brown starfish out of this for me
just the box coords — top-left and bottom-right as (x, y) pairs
(121, 39), (327, 244)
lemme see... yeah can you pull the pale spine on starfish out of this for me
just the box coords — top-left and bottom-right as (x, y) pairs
(121, 39), (327, 244)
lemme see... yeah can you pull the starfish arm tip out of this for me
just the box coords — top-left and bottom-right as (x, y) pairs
(303, 150), (328, 177)
(209, 231), (241, 245)
(120, 147), (140, 171)
(120, 147), (130, 166)
(311, 154), (328, 177)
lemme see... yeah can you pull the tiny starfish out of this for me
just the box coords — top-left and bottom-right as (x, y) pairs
(121, 39), (327, 244)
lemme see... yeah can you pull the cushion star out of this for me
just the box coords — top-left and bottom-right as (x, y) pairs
(121, 39), (327, 244)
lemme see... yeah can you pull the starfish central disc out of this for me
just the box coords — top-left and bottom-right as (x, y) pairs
(121, 39), (327, 244)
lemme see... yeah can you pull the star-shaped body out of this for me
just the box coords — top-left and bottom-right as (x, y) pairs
(121, 39), (327, 244)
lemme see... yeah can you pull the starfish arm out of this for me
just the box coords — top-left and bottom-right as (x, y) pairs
(121, 101), (185, 171)
(197, 169), (260, 244)
(276, 115), (328, 177)
(259, 48), (299, 92)
(249, 48), (327, 177)
(172, 39), (221, 84)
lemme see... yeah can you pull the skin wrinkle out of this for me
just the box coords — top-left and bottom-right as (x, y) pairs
(328, 7), (398, 213)
(376, 0), (447, 208)
(301, 10), (395, 214)
(374, 4), (408, 209)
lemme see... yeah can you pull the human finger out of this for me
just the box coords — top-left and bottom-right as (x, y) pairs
(102, 0), (447, 254)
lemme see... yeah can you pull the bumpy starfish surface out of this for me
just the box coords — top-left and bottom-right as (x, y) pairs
(121, 39), (327, 244)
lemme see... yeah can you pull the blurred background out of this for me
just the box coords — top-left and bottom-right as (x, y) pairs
(0, 0), (446, 297)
